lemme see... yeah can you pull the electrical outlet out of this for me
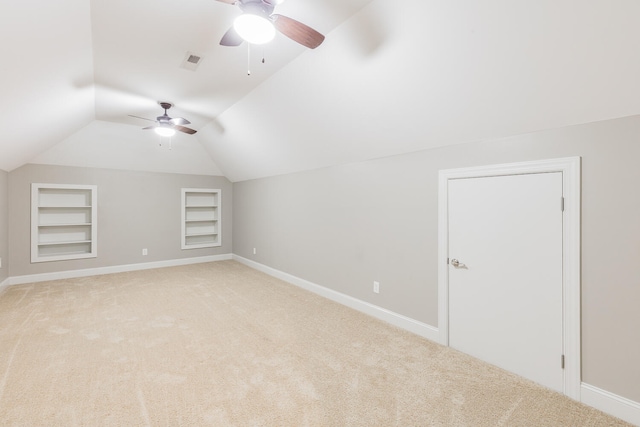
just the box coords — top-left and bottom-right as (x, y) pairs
(253, 248), (257, 255)
(142, 248), (148, 256)
(373, 281), (380, 294)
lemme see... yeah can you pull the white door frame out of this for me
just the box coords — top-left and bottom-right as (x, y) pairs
(437, 157), (581, 400)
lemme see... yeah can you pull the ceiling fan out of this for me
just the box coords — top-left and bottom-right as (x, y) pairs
(129, 102), (197, 137)
(217, 0), (325, 49)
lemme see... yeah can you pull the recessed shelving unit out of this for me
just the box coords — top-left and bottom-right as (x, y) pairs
(181, 188), (221, 249)
(31, 183), (98, 263)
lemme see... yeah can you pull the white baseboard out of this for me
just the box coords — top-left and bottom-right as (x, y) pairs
(7, 254), (233, 286)
(0, 277), (9, 294)
(581, 383), (640, 426)
(232, 254), (440, 342)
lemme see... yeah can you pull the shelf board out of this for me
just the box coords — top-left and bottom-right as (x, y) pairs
(38, 240), (92, 247)
(38, 223), (92, 227)
(185, 232), (218, 237)
(185, 219), (217, 223)
(36, 251), (95, 261)
(39, 206), (92, 209)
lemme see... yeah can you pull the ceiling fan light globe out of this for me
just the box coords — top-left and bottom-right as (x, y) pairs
(234, 14), (275, 44)
(155, 126), (176, 137)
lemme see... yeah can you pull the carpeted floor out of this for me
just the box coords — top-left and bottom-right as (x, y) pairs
(0, 261), (632, 426)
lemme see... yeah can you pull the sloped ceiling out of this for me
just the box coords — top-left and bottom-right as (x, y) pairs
(2, 0), (640, 181)
(0, 1), (95, 171)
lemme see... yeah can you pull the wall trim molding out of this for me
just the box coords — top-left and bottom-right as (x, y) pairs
(232, 254), (440, 342)
(0, 277), (9, 294)
(581, 383), (640, 426)
(7, 254), (233, 286)
(438, 157), (582, 401)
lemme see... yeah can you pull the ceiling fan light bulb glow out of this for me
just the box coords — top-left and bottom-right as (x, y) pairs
(155, 126), (176, 137)
(234, 14), (276, 44)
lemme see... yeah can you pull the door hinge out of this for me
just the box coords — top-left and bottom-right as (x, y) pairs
(447, 257), (450, 265)
(561, 197), (565, 212)
(561, 354), (565, 369)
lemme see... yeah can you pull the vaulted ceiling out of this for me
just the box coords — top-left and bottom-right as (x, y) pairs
(2, 0), (639, 181)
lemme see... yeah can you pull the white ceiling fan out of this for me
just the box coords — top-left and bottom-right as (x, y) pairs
(216, 0), (325, 48)
(129, 102), (197, 137)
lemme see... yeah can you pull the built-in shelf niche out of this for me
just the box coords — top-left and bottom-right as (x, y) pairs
(181, 188), (221, 249)
(31, 183), (98, 263)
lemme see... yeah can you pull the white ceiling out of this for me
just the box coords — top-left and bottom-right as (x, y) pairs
(2, 0), (640, 181)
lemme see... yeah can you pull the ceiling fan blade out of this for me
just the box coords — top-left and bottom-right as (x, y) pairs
(142, 125), (158, 130)
(170, 117), (190, 126)
(129, 114), (156, 123)
(220, 26), (244, 47)
(174, 125), (198, 135)
(215, 0), (237, 4)
(272, 14), (325, 49)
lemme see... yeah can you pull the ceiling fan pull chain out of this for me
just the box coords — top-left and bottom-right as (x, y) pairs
(247, 43), (251, 75)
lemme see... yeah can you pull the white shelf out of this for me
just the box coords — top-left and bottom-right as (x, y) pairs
(38, 223), (92, 227)
(31, 184), (97, 263)
(38, 205), (93, 208)
(181, 188), (221, 249)
(185, 232), (215, 237)
(38, 240), (92, 246)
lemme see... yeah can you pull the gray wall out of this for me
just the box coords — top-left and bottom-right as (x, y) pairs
(0, 170), (7, 283)
(233, 114), (640, 403)
(9, 164), (232, 277)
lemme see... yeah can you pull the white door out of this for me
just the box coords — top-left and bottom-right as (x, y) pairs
(448, 172), (564, 392)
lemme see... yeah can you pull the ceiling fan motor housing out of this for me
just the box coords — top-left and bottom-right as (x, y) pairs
(157, 102), (173, 123)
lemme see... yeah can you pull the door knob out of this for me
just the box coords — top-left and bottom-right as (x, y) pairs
(450, 259), (467, 268)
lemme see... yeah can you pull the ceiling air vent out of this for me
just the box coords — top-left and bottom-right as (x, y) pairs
(180, 52), (203, 71)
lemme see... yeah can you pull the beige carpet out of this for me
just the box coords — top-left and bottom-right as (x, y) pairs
(0, 261), (631, 426)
